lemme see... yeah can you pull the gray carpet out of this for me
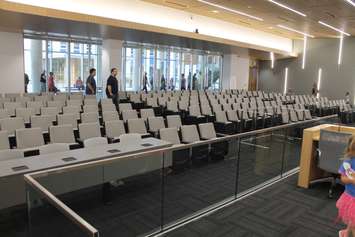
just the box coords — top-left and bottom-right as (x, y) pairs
(164, 174), (345, 237)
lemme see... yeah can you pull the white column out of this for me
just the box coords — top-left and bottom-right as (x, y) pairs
(30, 39), (43, 93)
(101, 39), (123, 93)
(0, 31), (24, 94)
(222, 54), (250, 90)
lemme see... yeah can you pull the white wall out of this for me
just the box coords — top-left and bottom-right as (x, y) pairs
(7, 0), (293, 54)
(222, 54), (249, 90)
(0, 31), (24, 94)
(101, 39), (123, 95)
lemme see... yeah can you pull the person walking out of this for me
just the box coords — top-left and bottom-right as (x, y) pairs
(106, 68), (119, 107)
(24, 73), (29, 93)
(86, 68), (97, 95)
(180, 73), (186, 90)
(48, 72), (58, 92)
(40, 70), (46, 92)
(142, 72), (148, 93)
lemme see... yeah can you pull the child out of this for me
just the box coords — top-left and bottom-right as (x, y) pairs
(337, 136), (355, 237)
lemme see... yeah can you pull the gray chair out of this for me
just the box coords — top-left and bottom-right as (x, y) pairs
(49, 125), (77, 145)
(0, 109), (9, 119)
(122, 110), (138, 122)
(0, 117), (25, 137)
(39, 143), (70, 155)
(166, 115), (182, 129)
(31, 115), (53, 133)
(0, 130), (10, 150)
(81, 112), (99, 124)
(159, 127), (189, 170)
(147, 117), (165, 136)
(83, 137), (108, 147)
(102, 111), (119, 123)
(140, 108), (155, 121)
(198, 123), (228, 160)
(311, 130), (352, 198)
(26, 101), (43, 115)
(57, 113), (78, 129)
(181, 125), (209, 163)
(105, 120), (126, 142)
(78, 122), (102, 141)
(127, 118), (149, 137)
(41, 107), (59, 122)
(15, 127), (44, 151)
(118, 103), (133, 113)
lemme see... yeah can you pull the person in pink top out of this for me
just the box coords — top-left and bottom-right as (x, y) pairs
(48, 72), (57, 92)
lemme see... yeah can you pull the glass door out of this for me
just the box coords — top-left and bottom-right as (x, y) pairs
(124, 47), (140, 91)
(70, 42), (85, 92)
(191, 54), (205, 90)
(169, 50), (180, 91)
(156, 49), (169, 91)
(48, 41), (69, 93)
(142, 48), (155, 91)
(181, 52), (192, 90)
(206, 55), (222, 90)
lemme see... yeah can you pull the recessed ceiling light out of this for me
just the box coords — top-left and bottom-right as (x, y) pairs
(268, 26), (274, 29)
(197, 0), (264, 21)
(211, 10), (219, 13)
(318, 21), (351, 36)
(345, 0), (355, 7)
(268, 0), (306, 17)
(277, 25), (315, 38)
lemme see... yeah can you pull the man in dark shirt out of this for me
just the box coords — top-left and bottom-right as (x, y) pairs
(106, 68), (119, 107)
(86, 68), (97, 95)
(40, 70), (46, 92)
(24, 73), (29, 93)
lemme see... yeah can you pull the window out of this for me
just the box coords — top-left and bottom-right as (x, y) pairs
(24, 38), (102, 94)
(122, 42), (223, 91)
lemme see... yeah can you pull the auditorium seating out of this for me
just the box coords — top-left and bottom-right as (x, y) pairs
(0, 90), (343, 160)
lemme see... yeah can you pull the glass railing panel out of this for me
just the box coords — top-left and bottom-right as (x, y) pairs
(100, 150), (164, 237)
(26, 179), (98, 237)
(282, 126), (302, 174)
(30, 149), (164, 237)
(162, 137), (238, 228)
(236, 129), (285, 196)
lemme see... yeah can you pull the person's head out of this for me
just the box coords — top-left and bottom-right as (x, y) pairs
(346, 92), (350, 96)
(49, 72), (54, 76)
(111, 68), (118, 77)
(90, 68), (96, 77)
(181, 73), (185, 78)
(345, 135), (355, 158)
(42, 70), (46, 74)
(144, 72), (147, 76)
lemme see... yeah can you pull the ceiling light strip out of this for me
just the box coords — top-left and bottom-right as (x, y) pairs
(197, 0), (264, 21)
(277, 25), (315, 38)
(268, 0), (306, 17)
(270, 52), (275, 69)
(283, 67), (289, 95)
(302, 36), (307, 69)
(338, 34), (344, 65)
(318, 21), (351, 36)
(345, 0), (355, 7)
(317, 68), (322, 98)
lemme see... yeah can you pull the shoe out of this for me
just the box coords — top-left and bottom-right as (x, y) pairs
(339, 230), (348, 237)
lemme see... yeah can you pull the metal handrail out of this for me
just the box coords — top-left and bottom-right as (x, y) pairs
(24, 175), (99, 237)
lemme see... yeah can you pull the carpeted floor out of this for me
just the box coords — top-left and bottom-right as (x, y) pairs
(164, 174), (345, 237)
